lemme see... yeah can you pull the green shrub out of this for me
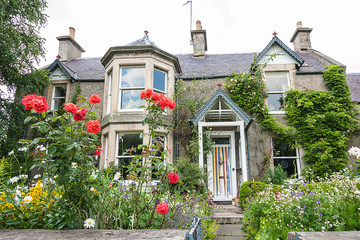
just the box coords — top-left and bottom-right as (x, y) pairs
(263, 165), (287, 185)
(239, 181), (280, 207)
(170, 157), (207, 194)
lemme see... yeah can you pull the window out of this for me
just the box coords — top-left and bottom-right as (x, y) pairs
(119, 67), (145, 110)
(272, 138), (299, 177)
(116, 133), (143, 179)
(153, 69), (166, 93)
(106, 71), (112, 115)
(265, 72), (289, 113)
(51, 85), (67, 110)
(151, 135), (166, 180)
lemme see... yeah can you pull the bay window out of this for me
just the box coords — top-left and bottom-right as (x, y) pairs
(119, 67), (145, 110)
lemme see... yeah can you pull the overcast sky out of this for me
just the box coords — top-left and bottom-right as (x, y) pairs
(40, 0), (360, 73)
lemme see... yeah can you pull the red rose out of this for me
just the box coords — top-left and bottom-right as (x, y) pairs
(73, 108), (88, 121)
(156, 202), (169, 215)
(89, 94), (101, 105)
(95, 146), (102, 156)
(141, 89), (153, 99)
(32, 96), (49, 113)
(22, 94), (37, 110)
(168, 99), (176, 109)
(151, 92), (162, 102)
(168, 171), (179, 184)
(63, 103), (80, 114)
(86, 120), (101, 134)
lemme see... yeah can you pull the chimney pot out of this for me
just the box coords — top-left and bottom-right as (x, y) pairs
(69, 27), (75, 39)
(196, 20), (202, 30)
(297, 21), (303, 28)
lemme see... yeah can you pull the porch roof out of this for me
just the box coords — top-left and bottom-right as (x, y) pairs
(192, 89), (252, 125)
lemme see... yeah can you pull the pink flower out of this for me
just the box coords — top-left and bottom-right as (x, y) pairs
(95, 146), (102, 156)
(64, 103), (80, 114)
(86, 120), (101, 134)
(166, 146), (171, 152)
(168, 171), (179, 184)
(156, 202), (169, 215)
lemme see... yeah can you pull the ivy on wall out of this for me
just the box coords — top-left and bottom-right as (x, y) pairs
(285, 65), (359, 176)
(226, 57), (359, 177)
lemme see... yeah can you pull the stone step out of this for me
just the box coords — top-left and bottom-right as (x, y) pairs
(212, 212), (244, 224)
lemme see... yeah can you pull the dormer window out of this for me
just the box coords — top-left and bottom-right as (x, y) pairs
(51, 85), (67, 111)
(265, 72), (289, 113)
(119, 66), (145, 110)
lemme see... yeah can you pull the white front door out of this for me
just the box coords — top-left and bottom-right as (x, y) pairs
(207, 132), (236, 201)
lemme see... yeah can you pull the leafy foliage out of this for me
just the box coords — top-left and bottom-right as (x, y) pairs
(263, 164), (287, 185)
(285, 65), (359, 176)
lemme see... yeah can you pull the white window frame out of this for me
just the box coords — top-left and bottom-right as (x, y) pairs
(104, 135), (109, 168)
(265, 72), (290, 114)
(51, 84), (67, 111)
(115, 132), (143, 167)
(118, 66), (145, 111)
(271, 138), (300, 178)
(106, 71), (112, 115)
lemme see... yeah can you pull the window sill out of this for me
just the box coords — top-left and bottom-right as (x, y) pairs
(269, 111), (286, 115)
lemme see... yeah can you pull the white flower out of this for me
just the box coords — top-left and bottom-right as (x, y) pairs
(348, 147), (360, 157)
(91, 170), (99, 180)
(71, 162), (77, 168)
(18, 147), (27, 152)
(84, 218), (96, 228)
(90, 187), (95, 192)
(34, 174), (41, 179)
(8, 150), (14, 156)
(23, 196), (32, 204)
(8, 176), (19, 184)
(38, 145), (46, 151)
(18, 174), (28, 179)
(114, 172), (121, 181)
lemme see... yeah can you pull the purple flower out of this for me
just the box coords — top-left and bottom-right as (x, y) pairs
(316, 201), (320, 204)
(303, 205), (306, 209)
(319, 213), (323, 217)
(309, 192), (313, 195)
(124, 194), (129, 198)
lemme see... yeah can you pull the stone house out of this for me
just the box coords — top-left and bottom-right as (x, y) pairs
(45, 22), (359, 202)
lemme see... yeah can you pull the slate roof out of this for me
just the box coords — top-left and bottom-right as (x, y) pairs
(176, 53), (255, 79)
(126, 33), (159, 48)
(347, 73), (360, 103)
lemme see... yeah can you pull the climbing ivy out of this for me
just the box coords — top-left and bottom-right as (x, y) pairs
(226, 58), (359, 177)
(225, 55), (295, 141)
(285, 65), (359, 176)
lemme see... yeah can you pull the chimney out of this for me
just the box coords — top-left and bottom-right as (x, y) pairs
(290, 21), (313, 51)
(56, 27), (85, 62)
(191, 20), (207, 58)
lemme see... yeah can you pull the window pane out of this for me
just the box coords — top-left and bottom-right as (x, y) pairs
(273, 139), (297, 157)
(274, 158), (297, 176)
(267, 93), (284, 111)
(54, 86), (66, 97)
(266, 72), (288, 91)
(53, 98), (65, 111)
(118, 133), (143, 156)
(121, 67), (145, 88)
(121, 89), (144, 109)
(154, 69), (166, 92)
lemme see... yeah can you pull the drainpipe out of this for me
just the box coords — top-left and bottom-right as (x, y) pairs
(245, 118), (255, 178)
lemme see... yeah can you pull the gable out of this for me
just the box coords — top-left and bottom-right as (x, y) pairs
(50, 67), (69, 81)
(257, 43), (300, 65)
(193, 89), (251, 124)
(256, 37), (304, 67)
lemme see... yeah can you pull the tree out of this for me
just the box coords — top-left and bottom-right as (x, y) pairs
(0, 0), (50, 159)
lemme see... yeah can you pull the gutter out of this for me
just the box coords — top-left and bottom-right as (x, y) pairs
(176, 75), (230, 81)
(244, 118), (255, 178)
(295, 71), (323, 75)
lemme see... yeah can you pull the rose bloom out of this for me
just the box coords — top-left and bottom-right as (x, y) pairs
(168, 171), (179, 184)
(63, 103), (80, 114)
(151, 92), (162, 102)
(156, 202), (169, 215)
(140, 88), (153, 99)
(94, 146), (102, 156)
(22, 94), (37, 110)
(32, 96), (49, 113)
(86, 120), (101, 134)
(73, 108), (88, 121)
(89, 94), (102, 104)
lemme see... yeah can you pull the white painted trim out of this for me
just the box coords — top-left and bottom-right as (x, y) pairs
(239, 121), (248, 182)
(104, 135), (109, 168)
